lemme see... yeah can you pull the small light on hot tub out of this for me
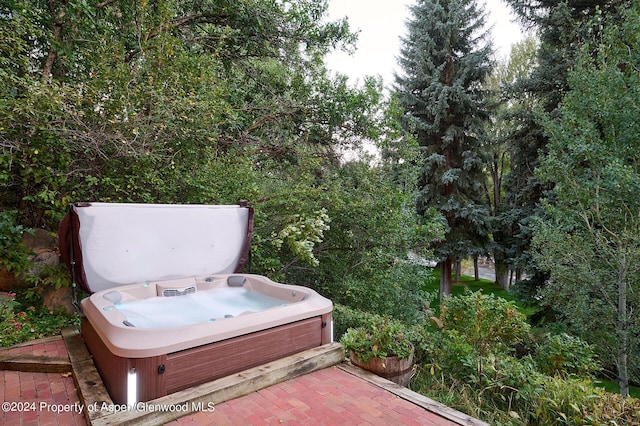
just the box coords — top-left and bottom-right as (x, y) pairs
(102, 306), (115, 312)
(127, 367), (137, 406)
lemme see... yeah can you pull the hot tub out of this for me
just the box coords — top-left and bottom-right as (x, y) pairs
(59, 202), (332, 405)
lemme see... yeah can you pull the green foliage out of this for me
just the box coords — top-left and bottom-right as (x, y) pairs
(1, 0), (447, 358)
(524, 376), (604, 425)
(324, 268), (435, 325)
(533, 3), (640, 395)
(532, 333), (601, 378)
(395, 0), (494, 296)
(1, 0), (440, 303)
(420, 328), (474, 375)
(500, 0), (629, 299)
(340, 315), (414, 363)
(0, 0), (363, 227)
(411, 291), (637, 424)
(0, 211), (33, 275)
(267, 157), (444, 322)
(271, 209), (330, 267)
(439, 291), (530, 357)
(331, 304), (378, 341)
(485, 37), (539, 290)
(22, 264), (73, 303)
(0, 291), (78, 347)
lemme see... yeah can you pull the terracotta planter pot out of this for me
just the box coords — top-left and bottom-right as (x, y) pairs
(349, 350), (415, 387)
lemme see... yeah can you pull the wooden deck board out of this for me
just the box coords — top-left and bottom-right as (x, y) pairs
(61, 326), (114, 423)
(0, 334), (64, 349)
(0, 353), (71, 373)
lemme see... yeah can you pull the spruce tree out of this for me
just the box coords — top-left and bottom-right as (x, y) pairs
(395, 0), (494, 299)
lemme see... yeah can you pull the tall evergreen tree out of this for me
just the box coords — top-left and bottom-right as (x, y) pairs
(394, 0), (494, 299)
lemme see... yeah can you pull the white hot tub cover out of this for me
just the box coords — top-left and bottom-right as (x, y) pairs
(58, 202), (254, 293)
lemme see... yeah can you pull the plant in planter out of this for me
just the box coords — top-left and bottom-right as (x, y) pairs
(340, 316), (415, 386)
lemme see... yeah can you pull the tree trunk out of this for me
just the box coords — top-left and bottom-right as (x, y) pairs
(453, 260), (462, 283)
(495, 259), (510, 290)
(439, 258), (452, 303)
(618, 351), (629, 398)
(43, 1), (63, 82)
(618, 273), (629, 398)
(473, 257), (479, 281)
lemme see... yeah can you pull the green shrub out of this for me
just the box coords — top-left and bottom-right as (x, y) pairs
(533, 333), (601, 378)
(419, 329), (474, 375)
(418, 334), (544, 416)
(439, 291), (530, 356)
(0, 291), (78, 347)
(406, 292), (638, 425)
(0, 211), (33, 276)
(340, 315), (414, 362)
(23, 264), (73, 302)
(332, 303), (379, 340)
(524, 375), (603, 425)
(321, 269), (434, 325)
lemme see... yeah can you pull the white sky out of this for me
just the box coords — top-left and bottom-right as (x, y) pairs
(325, 0), (526, 89)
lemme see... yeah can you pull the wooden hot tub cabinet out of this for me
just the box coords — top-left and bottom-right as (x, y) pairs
(82, 312), (332, 405)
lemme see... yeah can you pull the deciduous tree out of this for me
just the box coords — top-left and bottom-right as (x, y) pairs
(502, 0), (628, 297)
(533, 5), (640, 396)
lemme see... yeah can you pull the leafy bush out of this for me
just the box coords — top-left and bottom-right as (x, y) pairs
(22, 264), (73, 302)
(0, 291), (78, 347)
(439, 291), (530, 356)
(321, 266), (436, 325)
(523, 376), (603, 425)
(0, 211), (33, 276)
(532, 333), (601, 378)
(332, 303), (377, 340)
(410, 291), (639, 424)
(340, 315), (414, 362)
(419, 329), (474, 375)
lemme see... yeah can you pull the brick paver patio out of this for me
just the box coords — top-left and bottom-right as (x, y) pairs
(167, 366), (457, 425)
(1, 335), (471, 425)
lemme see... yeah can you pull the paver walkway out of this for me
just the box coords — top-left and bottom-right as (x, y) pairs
(1, 335), (472, 425)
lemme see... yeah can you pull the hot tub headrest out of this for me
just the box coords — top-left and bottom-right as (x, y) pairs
(104, 291), (122, 304)
(227, 275), (247, 287)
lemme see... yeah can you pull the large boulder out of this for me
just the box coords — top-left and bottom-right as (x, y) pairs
(0, 268), (17, 292)
(21, 228), (58, 252)
(41, 286), (75, 315)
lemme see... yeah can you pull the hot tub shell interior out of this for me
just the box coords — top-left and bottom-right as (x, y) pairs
(59, 202), (333, 405)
